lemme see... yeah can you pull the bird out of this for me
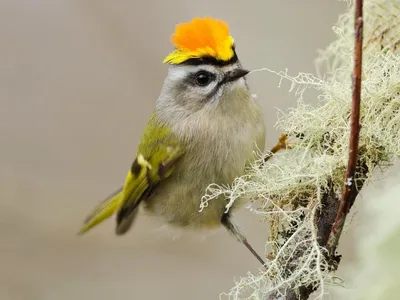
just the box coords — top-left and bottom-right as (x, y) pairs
(78, 16), (267, 266)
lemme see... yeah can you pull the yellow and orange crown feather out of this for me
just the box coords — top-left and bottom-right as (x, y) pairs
(163, 17), (236, 65)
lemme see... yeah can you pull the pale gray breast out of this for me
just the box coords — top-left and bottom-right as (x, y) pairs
(145, 94), (266, 227)
(175, 99), (264, 183)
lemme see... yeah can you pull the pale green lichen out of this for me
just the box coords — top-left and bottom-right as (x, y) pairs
(199, 0), (400, 299)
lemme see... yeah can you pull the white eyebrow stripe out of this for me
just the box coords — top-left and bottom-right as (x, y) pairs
(168, 67), (190, 81)
(168, 65), (220, 81)
(168, 60), (242, 80)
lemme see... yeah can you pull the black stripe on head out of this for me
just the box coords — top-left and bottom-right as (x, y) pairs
(180, 47), (239, 67)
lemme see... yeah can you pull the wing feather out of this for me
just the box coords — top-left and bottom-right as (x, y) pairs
(78, 113), (184, 235)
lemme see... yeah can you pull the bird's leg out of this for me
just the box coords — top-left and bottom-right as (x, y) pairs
(226, 134), (292, 261)
(220, 135), (293, 266)
(221, 213), (266, 267)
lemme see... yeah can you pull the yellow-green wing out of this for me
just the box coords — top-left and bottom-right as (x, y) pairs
(78, 113), (184, 235)
(77, 158), (149, 236)
(115, 114), (184, 234)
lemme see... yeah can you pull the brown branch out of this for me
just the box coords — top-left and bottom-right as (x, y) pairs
(267, 161), (369, 300)
(326, 0), (364, 256)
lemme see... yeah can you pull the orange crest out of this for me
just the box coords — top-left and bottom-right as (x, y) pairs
(163, 17), (235, 65)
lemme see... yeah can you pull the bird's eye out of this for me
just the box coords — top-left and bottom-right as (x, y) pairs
(195, 71), (212, 86)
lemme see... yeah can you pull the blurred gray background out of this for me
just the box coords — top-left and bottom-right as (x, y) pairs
(0, 1), (348, 300)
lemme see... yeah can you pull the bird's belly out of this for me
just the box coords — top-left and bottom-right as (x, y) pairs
(142, 184), (226, 229)
(142, 100), (266, 229)
(142, 146), (252, 229)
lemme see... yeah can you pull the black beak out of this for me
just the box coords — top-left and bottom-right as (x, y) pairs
(223, 68), (250, 83)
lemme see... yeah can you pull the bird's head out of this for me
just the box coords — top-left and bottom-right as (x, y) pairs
(158, 17), (250, 113)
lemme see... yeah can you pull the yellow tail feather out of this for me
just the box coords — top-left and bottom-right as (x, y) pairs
(78, 187), (123, 235)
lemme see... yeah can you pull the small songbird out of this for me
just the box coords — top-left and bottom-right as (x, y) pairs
(78, 17), (267, 265)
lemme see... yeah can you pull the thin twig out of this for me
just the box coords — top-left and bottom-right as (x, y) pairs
(326, 0), (364, 255)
